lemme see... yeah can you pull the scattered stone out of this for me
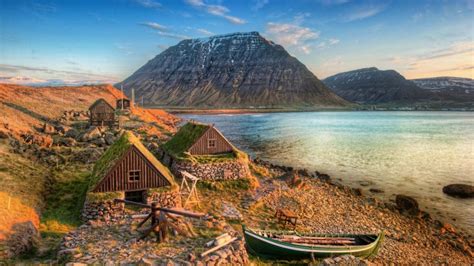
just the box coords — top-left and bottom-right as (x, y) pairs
(443, 184), (474, 198)
(42, 123), (56, 134)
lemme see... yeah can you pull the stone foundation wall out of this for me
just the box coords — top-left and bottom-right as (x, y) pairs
(171, 160), (250, 181)
(144, 189), (182, 208)
(82, 195), (125, 223)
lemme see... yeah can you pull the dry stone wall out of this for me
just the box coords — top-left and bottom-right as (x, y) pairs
(171, 160), (250, 181)
(82, 194), (125, 223)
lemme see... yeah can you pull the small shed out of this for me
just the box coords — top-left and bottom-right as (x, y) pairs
(116, 98), (131, 110)
(163, 121), (234, 157)
(89, 131), (177, 202)
(89, 98), (116, 126)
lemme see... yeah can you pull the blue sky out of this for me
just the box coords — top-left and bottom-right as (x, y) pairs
(0, 0), (473, 85)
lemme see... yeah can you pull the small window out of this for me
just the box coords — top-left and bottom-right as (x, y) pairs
(129, 170), (140, 182)
(208, 139), (216, 148)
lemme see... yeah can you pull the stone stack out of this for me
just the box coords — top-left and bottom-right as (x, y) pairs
(145, 190), (181, 208)
(81, 199), (124, 222)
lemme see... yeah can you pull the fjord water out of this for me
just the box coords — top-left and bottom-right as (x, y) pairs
(181, 111), (474, 233)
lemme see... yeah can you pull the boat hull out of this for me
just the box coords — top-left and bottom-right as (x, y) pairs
(243, 226), (384, 260)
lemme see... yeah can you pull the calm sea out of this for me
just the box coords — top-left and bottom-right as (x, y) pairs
(179, 111), (474, 233)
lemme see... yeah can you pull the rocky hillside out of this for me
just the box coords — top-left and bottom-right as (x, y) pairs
(0, 84), (179, 140)
(117, 32), (347, 109)
(323, 67), (429, 104)
(0, 84), (179, 260)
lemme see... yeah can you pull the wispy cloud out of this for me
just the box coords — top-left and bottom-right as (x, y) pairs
(317, 0), (350, 5)
(265, 16), (319, 54)
(417, 42), (473, 61)
(344, 4), (386, 22)
(252, 0), (269, 11)
(185, 0), (246, 24)
(197, 28), (214, 36)
(0, 64), (118, 85)
(139, 22), (189, 40)
(132, 0), (162, 9)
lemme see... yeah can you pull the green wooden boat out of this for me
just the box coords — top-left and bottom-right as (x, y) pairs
(243, 225), (384, 260)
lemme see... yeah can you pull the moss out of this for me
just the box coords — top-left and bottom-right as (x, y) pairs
(148, 184), (179, 194)
(88, 131), (178, 191)
(88, 132), (132, 191)
(161, 122), (209, 160)
(86, 191), (123, 203)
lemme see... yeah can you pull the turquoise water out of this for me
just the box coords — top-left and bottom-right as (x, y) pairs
(180, 111), (474, 233)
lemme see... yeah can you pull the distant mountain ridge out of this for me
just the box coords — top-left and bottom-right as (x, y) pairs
(322, 67), (428, 104)
(117, 31), (348, 108)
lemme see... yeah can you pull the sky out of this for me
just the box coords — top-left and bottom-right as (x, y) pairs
(0, 0), (473, 86)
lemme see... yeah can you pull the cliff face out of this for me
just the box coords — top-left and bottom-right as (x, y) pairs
(323, 67), (429, 104)
(117, 32), (347, 108)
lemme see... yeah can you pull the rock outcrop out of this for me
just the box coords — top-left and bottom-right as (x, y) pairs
(443, 184), (474, 198)
(117, 32), (347, 108)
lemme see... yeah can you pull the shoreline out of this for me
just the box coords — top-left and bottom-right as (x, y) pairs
(251, 158), (473, 237)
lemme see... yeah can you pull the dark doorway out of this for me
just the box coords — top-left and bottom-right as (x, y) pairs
(125, 190), (145, 203)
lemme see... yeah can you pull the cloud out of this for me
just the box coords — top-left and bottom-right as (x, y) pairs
(344, 5), (386, 22)
(133, 0), (162, 9)
(0, 64), (118, 85)
(252, 0), (269, 11)
(265, 21), (319, 54)
(328, 38), (340, 45)
(139, 22), (190, 40)
(185, 0), (246, 24)
(317, 0), (350, 5)
(197, 28), (214, 36)
(140, 22), (167, 31)
(417, 42), (473, 61)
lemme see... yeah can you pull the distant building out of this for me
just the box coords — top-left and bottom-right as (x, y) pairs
(89, 131), (177, 203)
(89, 98), (116, 126)
(116, 98), (131, 110)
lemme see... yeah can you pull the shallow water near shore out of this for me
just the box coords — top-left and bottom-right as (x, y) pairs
(179, 111), (474, 233)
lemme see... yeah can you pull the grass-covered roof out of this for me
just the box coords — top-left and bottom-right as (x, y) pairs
(161, 122), (210, 159)
(88, 131), (176, 192)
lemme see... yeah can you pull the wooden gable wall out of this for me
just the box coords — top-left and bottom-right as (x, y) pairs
(93, 146), (171, 192)
(188, 127), (233, 155)
(90, 100), (115, 126)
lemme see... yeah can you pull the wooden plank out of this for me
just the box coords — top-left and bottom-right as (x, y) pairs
(200, 237), (238, 257)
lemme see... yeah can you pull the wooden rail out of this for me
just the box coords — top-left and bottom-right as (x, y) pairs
(114, 199), (206, 218)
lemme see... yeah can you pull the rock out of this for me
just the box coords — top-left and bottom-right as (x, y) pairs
(104, 132), (116, 145)
(42, 123), (56, 134)
(369, 188), (384, 193)
(317, 173), (331, 182)
(65, 263), (87, 266)
(395, 195), (419, 215)
(65, 128), (80, 139)
(443, 184), (474, 198)
(0, 130), (8, 139)
(352, 188), (363, 196)
(359, 180), (373, 187)
(58, 137), (77, 147)
(82, 127), (102, 141)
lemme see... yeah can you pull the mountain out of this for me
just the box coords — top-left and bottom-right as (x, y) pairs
(411, 77), (474, 101)
(322, 67), (429, 104)
(117, 32), (347, 108)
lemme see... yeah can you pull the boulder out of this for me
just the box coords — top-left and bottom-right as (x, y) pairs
(443, 184), (474, 198)
(42, 123), (56, 134)
(369, 188), (384, 193)
(82, 127), (102, 142)
(0, 130), (8, 139)
(65, 128), (80, 139)
(58, 137), (77, 147)
(395, 195), (419, 215)
(104, 132), (116, 145)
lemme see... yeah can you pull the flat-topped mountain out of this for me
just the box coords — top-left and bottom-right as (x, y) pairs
(117, 32), (347, 108)
(412, 77), (474, 100)
(323, 67), (428, 104)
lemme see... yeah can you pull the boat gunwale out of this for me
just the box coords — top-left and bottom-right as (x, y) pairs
(244, 227), (383, 253)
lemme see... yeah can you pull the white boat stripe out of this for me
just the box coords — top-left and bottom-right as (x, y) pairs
(245, 231), (378, 254)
